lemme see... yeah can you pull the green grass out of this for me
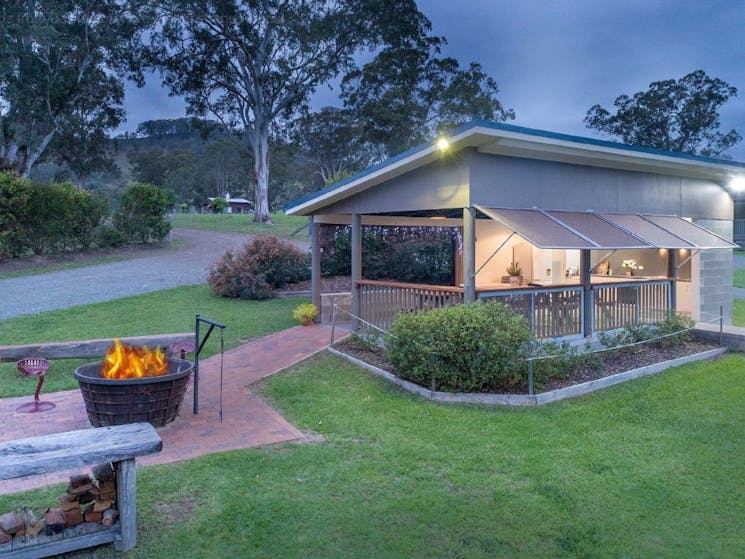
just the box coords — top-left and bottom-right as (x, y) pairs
(2, 353), (744, 557)
(171, 212), (307, 239)
(734, 268), (745, 289)
(0, 285), (307, 397)
(733, 299), (745, 326)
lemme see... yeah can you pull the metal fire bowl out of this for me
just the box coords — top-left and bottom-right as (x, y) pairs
(74, 358), (193, 428)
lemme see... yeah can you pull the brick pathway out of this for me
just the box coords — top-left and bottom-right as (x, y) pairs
(0, 325), (336, 495)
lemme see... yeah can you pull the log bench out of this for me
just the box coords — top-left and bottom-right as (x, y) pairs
(0, 423), (162, 557)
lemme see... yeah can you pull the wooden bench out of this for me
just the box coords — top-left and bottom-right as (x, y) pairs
(0, 423), (162, 557)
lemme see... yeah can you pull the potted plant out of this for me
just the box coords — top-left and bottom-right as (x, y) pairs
(293, 303), (318, 326)
(506, 261), (522, 286)
(622, 259), (637, 277)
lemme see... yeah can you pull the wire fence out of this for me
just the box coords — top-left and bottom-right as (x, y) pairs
(329, 298), (726, 396)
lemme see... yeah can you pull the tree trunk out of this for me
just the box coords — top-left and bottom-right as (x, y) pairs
(252, 127), (272, 223)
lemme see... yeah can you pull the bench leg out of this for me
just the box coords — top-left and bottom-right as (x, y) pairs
(114, 458), (137, 552)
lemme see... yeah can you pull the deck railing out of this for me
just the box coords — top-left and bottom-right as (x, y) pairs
(591, 279), (671, 332)
(355, 278), (673, 338)
(478, 286), (584, 338)
(357, 280), (464, 333)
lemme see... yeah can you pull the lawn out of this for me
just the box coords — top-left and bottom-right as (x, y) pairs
(171, 212), (307, 239)
(2, 352), (743, 557)
(0, 285), (307, 397)
(734, 299), (745, 327)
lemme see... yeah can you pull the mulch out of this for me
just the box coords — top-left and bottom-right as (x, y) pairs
(332, 336), (720, 395)
(280, 275), (352, 294)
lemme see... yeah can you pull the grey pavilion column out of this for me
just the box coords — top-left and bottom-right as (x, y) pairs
(351, 213), (362, 330)
(667, 249), (677, 314)
(463, 207), (476, 303)
(580, 249), (592, 337)
(309, 217), (321, 316)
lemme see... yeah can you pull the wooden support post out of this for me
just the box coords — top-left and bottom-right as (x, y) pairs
(114, 458), (136, 552)
(581, 250), (592, 337)
(351, 213), (362, 331)
(309, 217), (321, 316)
(463, 207), (476, 303)
(667, 249), (677, 314)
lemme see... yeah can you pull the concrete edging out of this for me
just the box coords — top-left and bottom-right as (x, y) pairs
(327, 346), (727, 406)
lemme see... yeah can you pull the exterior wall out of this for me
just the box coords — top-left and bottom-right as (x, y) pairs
(468, 152), (732, 220)
(320, 151), (470, 214)
(692, 219), (733, 325)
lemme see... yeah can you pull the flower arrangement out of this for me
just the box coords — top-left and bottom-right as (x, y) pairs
(293, 303), (318, 325)
(622, 259), (638, 270)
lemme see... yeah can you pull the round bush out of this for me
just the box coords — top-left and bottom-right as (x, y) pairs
(385, 301), (532, 392)
(208, 235), (309, 299)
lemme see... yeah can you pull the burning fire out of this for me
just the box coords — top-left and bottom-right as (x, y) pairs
(101, 339), (167, 379)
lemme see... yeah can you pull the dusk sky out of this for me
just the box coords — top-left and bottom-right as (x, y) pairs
(121, 0), (745, 161)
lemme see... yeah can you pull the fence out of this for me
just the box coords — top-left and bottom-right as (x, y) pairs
(591, 280), (671, 332)
(478, 286), (584, 338)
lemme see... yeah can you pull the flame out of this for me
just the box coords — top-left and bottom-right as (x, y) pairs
(101, 339), (167, 379)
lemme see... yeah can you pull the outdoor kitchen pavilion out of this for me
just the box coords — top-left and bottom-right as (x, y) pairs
(285, 120), (743, 338)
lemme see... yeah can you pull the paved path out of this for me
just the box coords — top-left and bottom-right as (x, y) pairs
(0, 324), (335, 495)
(0, 229), (250, 320)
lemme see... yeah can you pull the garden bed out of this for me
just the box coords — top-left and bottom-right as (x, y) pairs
(332, 336), (723, 402)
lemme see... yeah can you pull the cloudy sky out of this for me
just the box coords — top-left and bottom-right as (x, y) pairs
(121, 0), (745, 160)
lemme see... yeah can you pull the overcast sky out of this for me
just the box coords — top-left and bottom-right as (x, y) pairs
(121, 0), (745, 160)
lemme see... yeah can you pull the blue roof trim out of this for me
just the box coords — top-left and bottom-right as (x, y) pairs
(463, 119), (745, 168)
(284, 119), (745, 212)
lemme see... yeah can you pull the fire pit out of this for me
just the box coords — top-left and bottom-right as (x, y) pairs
(75, 355), (193, 428)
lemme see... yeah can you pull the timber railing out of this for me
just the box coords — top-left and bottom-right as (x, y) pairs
(478, 286), (584, 338)
(357, 280), (464, 333)
(591, 279), (671, 332)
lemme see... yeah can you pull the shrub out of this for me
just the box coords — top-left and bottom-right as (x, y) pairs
(96, 224), (127, 248)
(207, 235), (309, 299)
(238, 235), (310, 288)
(114, 182), (172, 244)
(0, 172), (30, 258)
(207, 249), (273, 300)
(25, 182), (108, 253)
(386, 301), (532, 392)
(654, 313), (695, 347)
(293, 303), (318, 324)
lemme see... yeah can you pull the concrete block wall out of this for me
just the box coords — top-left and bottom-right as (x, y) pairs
(694, 219), (733, 325)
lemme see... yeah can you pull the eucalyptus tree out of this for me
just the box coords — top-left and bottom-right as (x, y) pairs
(0, 0), (147, 177)
(146, 0), (434, 222)
(585, 70), (741, 158)
(341, 41), (515, 158)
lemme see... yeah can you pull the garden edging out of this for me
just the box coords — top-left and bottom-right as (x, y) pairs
(327, 346), (727, 406)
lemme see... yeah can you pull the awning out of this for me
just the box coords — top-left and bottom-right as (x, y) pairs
(474, 206), (737, 250)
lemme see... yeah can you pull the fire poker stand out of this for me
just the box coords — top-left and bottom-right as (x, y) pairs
(192, 314), (226, 418)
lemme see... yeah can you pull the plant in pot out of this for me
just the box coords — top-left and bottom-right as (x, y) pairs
(506, 261), (522, 286)
(293, 303), (318, 326)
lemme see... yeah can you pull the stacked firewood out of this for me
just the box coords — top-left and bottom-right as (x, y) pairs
(0, 463), (118, 543)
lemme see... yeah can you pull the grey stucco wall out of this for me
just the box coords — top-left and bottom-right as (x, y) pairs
(468, 152), (732, 220)
(320, 151), (470, 214)
(694, 219), (733, 325)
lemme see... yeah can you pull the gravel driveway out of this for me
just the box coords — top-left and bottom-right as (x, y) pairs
(0, 229), (255, 320)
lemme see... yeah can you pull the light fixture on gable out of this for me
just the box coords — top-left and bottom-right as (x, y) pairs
(436, 137), (450, 151)
(728, 176), (745, 192)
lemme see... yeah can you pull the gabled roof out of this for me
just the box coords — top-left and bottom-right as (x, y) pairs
(285, 119), (745, 216)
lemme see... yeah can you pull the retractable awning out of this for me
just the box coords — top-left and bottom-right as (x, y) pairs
(474, 206), (736, 250)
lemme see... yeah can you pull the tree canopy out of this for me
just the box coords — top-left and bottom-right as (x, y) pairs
(145, 0), (447, 222)
(0, 0), (147, 180)
(584, 70), (741, 158)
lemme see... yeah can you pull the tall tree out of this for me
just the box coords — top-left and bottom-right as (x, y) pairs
(146, 0), (434, 222)
(585, 70), (741, 158)
(341, 40), (515, 158)
(0, 0), (146, 177)
(293, 107), (373, 185)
